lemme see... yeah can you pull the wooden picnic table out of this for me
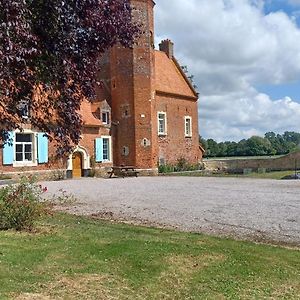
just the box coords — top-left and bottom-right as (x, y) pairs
(108, 166), (139, 178)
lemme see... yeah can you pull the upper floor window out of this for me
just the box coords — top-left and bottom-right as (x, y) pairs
(17, 100), (30, 120)
(101, 110), (110, 125)
(185, 116), (192, 137)
(158, 112), (167, 136)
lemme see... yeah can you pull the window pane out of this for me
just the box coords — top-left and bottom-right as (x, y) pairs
(16, 153), (23, 161)
(25, 144), (32, 152)
(25, 152), (32, 161)
(16, 144), (23, 152)
(16, 134), (32, 143)
(159, 120), (164, 133)
(102, 113), (107, 123)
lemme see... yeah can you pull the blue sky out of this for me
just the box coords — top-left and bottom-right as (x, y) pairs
(155, 0), (300, 141)
(264, 0), (300, 26)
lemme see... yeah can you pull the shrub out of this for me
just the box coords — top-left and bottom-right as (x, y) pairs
(0, 176), (48, 231)
(50, 169), (66, 181)
(158, 164), (175, 173)
(158, 158), (200, 173)
(50, 189), (77, 206)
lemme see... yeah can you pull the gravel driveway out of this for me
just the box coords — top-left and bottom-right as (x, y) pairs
(44, 176), (300, 245)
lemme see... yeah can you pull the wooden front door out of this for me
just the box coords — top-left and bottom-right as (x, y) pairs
(72, 152), (82, 178)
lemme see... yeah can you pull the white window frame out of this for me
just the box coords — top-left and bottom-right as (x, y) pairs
(101, 110), (110, 125)
(184, 116), (192, 137)
(13, 130), (38, 167)
(158, 112), (167, 136)
(101, 135), (112, 163)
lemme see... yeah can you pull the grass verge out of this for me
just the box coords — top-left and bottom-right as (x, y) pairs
(161, 170), (298, 180)
(0, 213), (299, 299)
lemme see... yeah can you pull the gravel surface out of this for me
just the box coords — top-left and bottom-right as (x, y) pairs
(44, 176), (300, 245)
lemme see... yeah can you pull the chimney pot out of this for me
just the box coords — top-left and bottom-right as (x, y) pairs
(159, 39), (174, 59)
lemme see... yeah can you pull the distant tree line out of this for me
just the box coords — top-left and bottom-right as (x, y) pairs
(200, 131), (300, 158)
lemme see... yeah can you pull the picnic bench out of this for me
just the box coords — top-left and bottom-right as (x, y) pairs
(108, 166), (139, 178)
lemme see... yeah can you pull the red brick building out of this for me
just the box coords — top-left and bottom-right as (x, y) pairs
(0, 0), (203, 178)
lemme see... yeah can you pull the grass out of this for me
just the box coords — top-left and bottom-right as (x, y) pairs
(244, 170), (298, 180)
(0, 173), (11, 181)
(162, 169), (298, 180)
(204, 155), (285, 160)
(0, 213), (299, 299)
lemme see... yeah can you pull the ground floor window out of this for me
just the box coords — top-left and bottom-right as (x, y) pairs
(158, 112), (167, 135)
(2, 131), (48, 166)
(103, 138), (110, 161)
(15, 133), (33, 162)
(95, 136), (112, 163)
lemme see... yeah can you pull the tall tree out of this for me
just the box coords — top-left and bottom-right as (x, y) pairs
(0, 0), (139, 154)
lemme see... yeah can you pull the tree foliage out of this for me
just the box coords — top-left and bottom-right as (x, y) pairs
(0, 0), (139, 154)
(201, 131), (300, 158)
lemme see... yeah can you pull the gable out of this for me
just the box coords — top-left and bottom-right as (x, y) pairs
(154, 50), (198, 100)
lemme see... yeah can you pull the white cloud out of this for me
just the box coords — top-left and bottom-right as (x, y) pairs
(155, 0), (300, 141)
(200, 92), (300, 141)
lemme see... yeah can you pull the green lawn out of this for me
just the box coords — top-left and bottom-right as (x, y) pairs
(0, 213), (299, 299)
(245, 170), (298, 180)
(162, 170), (298, 180)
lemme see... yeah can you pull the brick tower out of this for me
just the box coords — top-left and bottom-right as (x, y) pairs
(108, 0), (157, 170)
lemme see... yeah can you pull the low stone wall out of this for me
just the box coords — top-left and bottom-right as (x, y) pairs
(204, 151), (300, 173)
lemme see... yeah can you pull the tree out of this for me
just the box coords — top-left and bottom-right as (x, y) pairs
(224, 141), (238, 157)
(0, 0), (139, 154)
(244, 136), (272, 156)
(206, 139), (219, 157)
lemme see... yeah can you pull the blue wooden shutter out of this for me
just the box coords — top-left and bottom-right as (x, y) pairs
(37, 133), (48, 163)
(3, 131), (14, 165)
(95, 138), (103, 162)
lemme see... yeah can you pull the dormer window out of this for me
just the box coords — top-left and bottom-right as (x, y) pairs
(101, 110), (110, 125)
(18, 100), (30, 120)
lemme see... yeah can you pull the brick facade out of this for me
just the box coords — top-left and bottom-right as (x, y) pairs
(0, 0), (203, 178)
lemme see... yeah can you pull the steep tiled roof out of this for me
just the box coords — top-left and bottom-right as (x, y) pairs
(154, 50), (198, 99)
(79, 99), (102, 127)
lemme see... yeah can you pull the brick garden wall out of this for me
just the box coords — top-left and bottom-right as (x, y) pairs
(204, 151), (300, 173)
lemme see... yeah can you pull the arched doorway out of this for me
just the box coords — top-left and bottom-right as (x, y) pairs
(72, 152), (82, 178)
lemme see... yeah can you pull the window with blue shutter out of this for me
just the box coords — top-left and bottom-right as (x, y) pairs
(37, 133), (48, 164)
(3, 131), (14, 165)
(95, 138), (103, 162)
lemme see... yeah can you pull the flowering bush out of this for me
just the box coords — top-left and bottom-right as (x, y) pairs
(0, 176), (48, 231)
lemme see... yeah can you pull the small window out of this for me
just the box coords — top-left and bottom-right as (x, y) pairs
(185, 116), (192, 137)
(122, 146), (129, 156)
(102, 138), (110, 161)
(15, 133), (33, 162)
(143, 138), (147, 147)
(158, 112), (167, 135)
(18, 100), (30, 120)
(101, 111), (110, 125)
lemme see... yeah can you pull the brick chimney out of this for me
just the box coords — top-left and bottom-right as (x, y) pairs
(159, 39), (174, 59)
